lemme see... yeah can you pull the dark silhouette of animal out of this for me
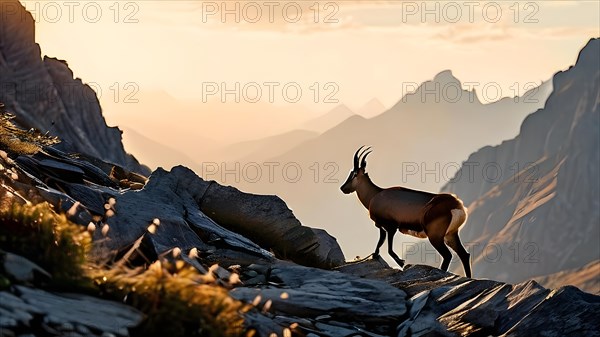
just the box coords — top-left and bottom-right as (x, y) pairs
(340, 146), (471, 277)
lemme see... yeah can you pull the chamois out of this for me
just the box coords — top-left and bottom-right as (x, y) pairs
(340, 146), (472, 278)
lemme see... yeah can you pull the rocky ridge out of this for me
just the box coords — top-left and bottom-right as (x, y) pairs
(0, 133), (598, 336)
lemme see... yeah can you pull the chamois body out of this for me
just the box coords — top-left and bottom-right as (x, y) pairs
(341, 147), (472, 278)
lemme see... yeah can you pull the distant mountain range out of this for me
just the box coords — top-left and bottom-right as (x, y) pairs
(301, 99), (387, 132)
(442, 38), (599, 287)
(357, 98), (387, 119)
(104, 88), (323, 163)
(233, 69), (552, 261)
(302, 104), (355, 132)
(121, 127), (201, 171)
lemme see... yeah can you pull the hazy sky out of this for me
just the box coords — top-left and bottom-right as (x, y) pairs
(27, 0), (598, 120)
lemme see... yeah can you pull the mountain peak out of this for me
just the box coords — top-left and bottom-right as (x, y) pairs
(357, 98), (386, 118)
(433, 69), (460, 85)
(575, 38), (599, 68)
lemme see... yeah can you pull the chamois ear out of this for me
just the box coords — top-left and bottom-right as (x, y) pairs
(360, 149), (372, 169)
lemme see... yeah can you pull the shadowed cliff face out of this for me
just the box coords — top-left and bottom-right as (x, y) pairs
(443, 38), (600, 286)
(0, 0), (148, 175)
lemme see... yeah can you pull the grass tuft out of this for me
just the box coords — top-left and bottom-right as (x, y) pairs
(0, 198), (248, 337)
(0, 112), (60, 156)
(0, 201), (91, 286)
(93, 259), (248, 337)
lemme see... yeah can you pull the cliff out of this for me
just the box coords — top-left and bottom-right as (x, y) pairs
(442, 38), (600, 285)
(0, 0), (148, 175)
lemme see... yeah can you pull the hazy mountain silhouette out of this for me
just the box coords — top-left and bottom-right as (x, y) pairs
(302, 104), (356, 132)
(229, 69), (552, 260)
(104, 89), (322, 164)
(357, 98), (387, 118)
(208, 129), (320, 165)
(216, 101), (384, 164)
(442, 38), (599, 284)
(121, 127), (201, 171)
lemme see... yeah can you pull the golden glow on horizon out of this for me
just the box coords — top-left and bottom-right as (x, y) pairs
(22, 0), (599, 141)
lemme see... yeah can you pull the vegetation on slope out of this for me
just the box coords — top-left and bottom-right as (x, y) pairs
(0, 197), (248, 336)
(0, 110), (249, 337)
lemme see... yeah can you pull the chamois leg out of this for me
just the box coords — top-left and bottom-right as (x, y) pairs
(445, 232), (472, 278)
(387, 229), (405, 267)
(373, 227), (386, 258)
(426, 218), (453, 272)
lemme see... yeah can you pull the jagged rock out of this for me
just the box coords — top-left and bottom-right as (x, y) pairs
(96, 167), (274, 266)
(502, 286), (600, 336)
(0, 0), (148, 175)
(231, 262), (408, 336)
(310, 228), (346, 267)
(0, 285), (143, 336)
(338, 259), (600, 336)
(5, 141), (343, 271)
(0, 250), (51, 283)
(167, 165), (345, 268)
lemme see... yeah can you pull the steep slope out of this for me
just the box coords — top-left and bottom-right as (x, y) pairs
(0, 0), (147, 175)
(442, 38), (600, 283)
(534, 260), (600, 295)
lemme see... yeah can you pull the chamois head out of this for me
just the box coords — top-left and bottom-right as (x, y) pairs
(340, 146), (372, 194)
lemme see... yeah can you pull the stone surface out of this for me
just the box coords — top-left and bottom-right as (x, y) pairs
(232, 262), (407, 335)
(339, 258), (600, 337)
(0, 286), (142, 337)
(0, 250), (50, 283)
(190, 168), (346, 268)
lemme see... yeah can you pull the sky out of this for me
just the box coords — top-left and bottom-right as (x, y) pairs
(26, 0), (599, 123)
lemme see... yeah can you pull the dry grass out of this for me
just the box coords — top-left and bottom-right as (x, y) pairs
(93, 260), (248, 337)
(0, 198), (248, 337)
(0, 112), (59, 155)
(0, 201), (91, 286)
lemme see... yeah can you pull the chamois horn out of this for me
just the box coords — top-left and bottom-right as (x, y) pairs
(360, 149), (372, 169)
(353, 145), (366, 171)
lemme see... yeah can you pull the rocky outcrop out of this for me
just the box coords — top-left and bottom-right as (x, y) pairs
(0, 0), (148, 175)
(1, 138), (599, 336)
(442, 38), (600, 284)
(193, 175), (345, 268)
(2, 144), (343, 270)
(338, 259), (600, 337)
(233, 261), (409, 336)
